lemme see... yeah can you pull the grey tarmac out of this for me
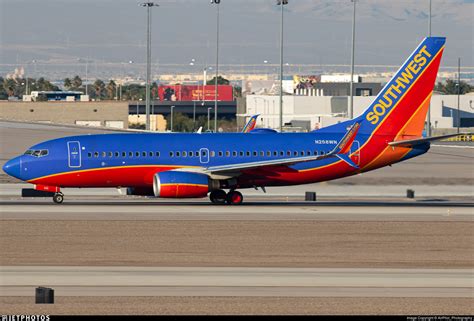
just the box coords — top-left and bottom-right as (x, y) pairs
(1, 266), (472, 298)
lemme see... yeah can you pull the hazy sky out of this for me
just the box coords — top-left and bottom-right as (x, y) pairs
(1, 0), (473, 71)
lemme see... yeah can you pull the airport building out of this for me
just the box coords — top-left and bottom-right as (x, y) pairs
(0, 101), (129, 129)
(241, 93), (474, 133)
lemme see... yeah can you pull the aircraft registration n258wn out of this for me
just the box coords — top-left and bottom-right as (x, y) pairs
(1, 37), (464, 204)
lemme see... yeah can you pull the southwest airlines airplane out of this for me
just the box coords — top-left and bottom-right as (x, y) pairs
(2, 37), (462, 204)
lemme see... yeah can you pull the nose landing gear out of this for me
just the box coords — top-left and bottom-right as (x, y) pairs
(53, 192), (64, 204)
(209, 189), (243, 205)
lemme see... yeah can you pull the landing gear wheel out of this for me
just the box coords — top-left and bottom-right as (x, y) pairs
(226, 191), (243, 205)
(210, 190), (227, 204)
(53, 193), (64, 204)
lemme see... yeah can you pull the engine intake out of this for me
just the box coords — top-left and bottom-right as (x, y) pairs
(153, 171), (211, 198)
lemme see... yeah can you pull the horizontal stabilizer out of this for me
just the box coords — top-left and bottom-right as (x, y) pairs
(388, 133), (472, 148)
(331, 120), (362, 155)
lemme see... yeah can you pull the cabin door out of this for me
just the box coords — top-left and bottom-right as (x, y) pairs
(67, 141), (82, 168)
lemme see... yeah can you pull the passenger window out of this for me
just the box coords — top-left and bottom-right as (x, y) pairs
(225, 151), (230, 157)
(149, 152), (153, 157)
(287, 151), (291, 156)
(129, 152), (133, 157)
(176, 151), (180, 157)
(142, 152), (147, 157)
(115, 152), (119, 157)
(169, 151), (174, 157)
(189, 151), (194, 157)
(182, 151), (187, 157)
(218, 151), (223, 157)
(122, 152), (126, 157)
(155, 151), (160, 157)
(233, 151), (237, 157)
(307, 151), (311, 156)
(300, 151), (305, 156)
(260, 151), (264, 157)
(253, 151), (257, 156)
(94, 152), (99, 158)
(321, 151), (325, 155)
(294, 151), (298, 156)
(210, 151), (215, 157)
(196, 151), (200, 157)
(201, 151), (206, 157)
(267, 151), (271, 157)
(246, 151), (251, 157)
(135, 152), (140, 157)
(88, 152), (92, 158)
(314, 151), (318, 155)
(273, 151), (278, 156)
(239, 151), (244, 157)
(108, 152), (113, 157)
(102, 152), (106, 157)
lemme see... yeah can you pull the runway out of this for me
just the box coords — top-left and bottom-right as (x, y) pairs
(0, 199), (472, 221)
(1, 266), (472, 298)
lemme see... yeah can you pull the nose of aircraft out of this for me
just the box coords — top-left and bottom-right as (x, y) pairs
(2, 156), (21, 179)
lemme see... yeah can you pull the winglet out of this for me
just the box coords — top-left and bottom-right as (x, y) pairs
(242, 114), (260, 133)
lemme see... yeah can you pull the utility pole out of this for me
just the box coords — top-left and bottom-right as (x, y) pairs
(457, 57), (461, 134)
(427, 0), (432, 136)
(85, 58), (89, 96)
(140, 2), (158, 131)
(277, 0), (288, 132)
(349, 0), (356, 119)
(211, 0), (220, 132)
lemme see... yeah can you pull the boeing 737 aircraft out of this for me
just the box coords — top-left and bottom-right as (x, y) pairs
(2, 37), (463, 204)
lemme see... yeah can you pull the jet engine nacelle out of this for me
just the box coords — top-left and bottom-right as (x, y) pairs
(153, 171), (215, 198)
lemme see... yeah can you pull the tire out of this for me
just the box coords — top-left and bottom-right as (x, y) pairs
(210, 190), (226, 204)
(53, 193), (64, 204)
(226, 191), (243, 205)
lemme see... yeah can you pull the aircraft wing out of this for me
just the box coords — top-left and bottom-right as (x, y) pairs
(388, 133), (471, 148)
(199, 120), (362, 176)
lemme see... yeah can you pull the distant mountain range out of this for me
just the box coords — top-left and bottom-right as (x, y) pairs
(263, 0), (472, 24)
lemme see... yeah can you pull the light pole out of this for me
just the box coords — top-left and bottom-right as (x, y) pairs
(207, 107), (212, 131)
(140, 2), (158, 131)
(277, 0), (288, 132)
(457, 57), (461, 134)
(427, 0), (432, 136)
(202, 66), (208, 103)
(349, 0), (356, 120)
(170, 105), (175, 132)
(85, 58), (89, 96)
(193, 100), (196, 129)
(211, 0), (220, 132)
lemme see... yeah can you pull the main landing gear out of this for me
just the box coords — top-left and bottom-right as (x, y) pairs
(53, 192), (64, 204)
(209, 189), (243, 205)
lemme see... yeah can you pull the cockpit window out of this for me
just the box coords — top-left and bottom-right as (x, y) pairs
(25, 149), (49, 157)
